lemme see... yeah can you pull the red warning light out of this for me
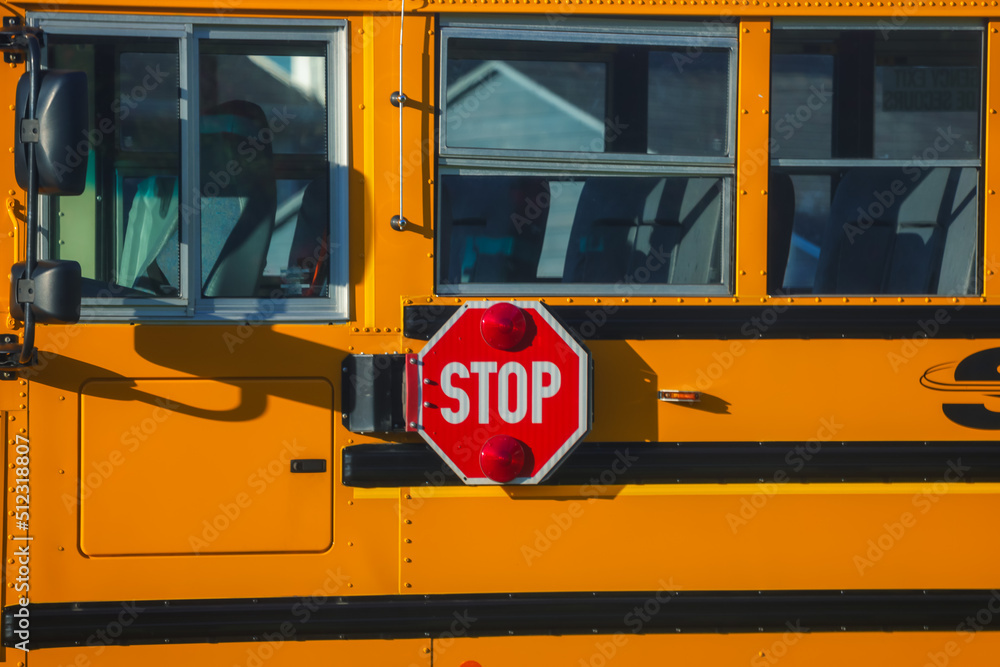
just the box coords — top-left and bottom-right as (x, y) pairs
(479, 435), (527, 483)
(480, 303), (527, 350)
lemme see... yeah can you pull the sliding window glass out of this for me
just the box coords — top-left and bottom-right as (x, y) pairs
(198, 41), (329, 300)
(45, 34), (181, 299)
(438, 22), (737, 296)
(769, 24), (983, 296)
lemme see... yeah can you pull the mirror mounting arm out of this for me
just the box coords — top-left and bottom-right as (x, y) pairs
(14, 30), (39, 367)
(0, 27), (42, 369)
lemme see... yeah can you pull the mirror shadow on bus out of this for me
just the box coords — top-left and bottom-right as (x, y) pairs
(13, 68), (87, 327)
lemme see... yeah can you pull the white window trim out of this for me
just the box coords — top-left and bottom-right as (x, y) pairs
(29, 13), (350, 322)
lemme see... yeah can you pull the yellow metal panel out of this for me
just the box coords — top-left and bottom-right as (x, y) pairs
(8, 6), (1000, 665)
(3, 39), (22, 330)
(736, 18), (770, 299)
(24, 325), (403, 602)
(362, 14), (377, 327)
(15, 0), (1000, 17)
(411, 294), (998, 308)
(403, 486), (1000, 592)
(435, 633), (1000, 667)
(985, 22), (1000, 296)
(355, 13), (436, 331)
(79, 378), (332, 556)
(371, 15), (436, 329)
(31, 639), (432, 667)
(593, 337), (1000, 443)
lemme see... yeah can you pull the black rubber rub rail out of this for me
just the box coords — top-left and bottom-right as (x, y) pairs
(6, 590), (1000, 649)
(403, 304), (1000, 341)
(342, 442), (1000, 487)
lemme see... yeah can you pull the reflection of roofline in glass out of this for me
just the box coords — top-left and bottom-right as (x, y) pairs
(447, 60), (604, 134)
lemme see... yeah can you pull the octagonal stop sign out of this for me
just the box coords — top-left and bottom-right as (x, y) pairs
(407, 301), (591, 485)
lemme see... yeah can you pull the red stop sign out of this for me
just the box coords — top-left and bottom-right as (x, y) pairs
(408, 301), (591, 485)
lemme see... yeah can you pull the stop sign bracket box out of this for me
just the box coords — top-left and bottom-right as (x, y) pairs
(405, 300), (592, 485)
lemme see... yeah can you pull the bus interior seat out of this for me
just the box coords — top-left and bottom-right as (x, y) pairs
(287, 178), (330, 295)
(814, 167), (977, 294)
(650, 177), (723, 285)
(564, 176), (723, 285)
(118, 100), (277, 298)
(935, 168), (978, 294)
(200, 100), (277, 298)
(766, 172), (796, 294)
(442, 176), (549, 284)
(563, 177), (662, 283)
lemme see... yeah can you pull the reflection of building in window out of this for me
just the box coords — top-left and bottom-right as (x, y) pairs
(769, 27), (982, 296)
(446, 60), (607, 152)
(437, 23), (736, 296)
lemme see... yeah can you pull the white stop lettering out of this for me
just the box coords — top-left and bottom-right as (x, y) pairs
(438, 361), (562, 425)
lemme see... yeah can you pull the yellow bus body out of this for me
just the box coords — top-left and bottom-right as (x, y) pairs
(1, 0), (1000, 664)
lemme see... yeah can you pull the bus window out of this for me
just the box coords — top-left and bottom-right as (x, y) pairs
(437, 22), (736, 296)
(769, 25), (982, 296)
(198, 42), (329, 299)
(41, 21), (347, 320)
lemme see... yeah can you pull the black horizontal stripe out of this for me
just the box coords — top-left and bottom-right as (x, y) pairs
(6, 590), (1000, 649)
(404, 304), (999, 341)
(342, 442), (1000, 487)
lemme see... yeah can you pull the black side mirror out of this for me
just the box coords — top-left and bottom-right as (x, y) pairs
(14, 70), (88, 196)
(9, 260), (82, 325)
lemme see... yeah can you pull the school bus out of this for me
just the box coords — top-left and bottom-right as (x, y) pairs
(2, 0), (1000, 664)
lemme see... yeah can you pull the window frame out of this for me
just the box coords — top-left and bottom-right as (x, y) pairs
(767, 18), (986, 297)
(436, 18), (739, 297)
(30, 13), (350, 322)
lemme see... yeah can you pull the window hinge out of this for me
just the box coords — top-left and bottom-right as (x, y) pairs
(2, 16), (24, 64)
